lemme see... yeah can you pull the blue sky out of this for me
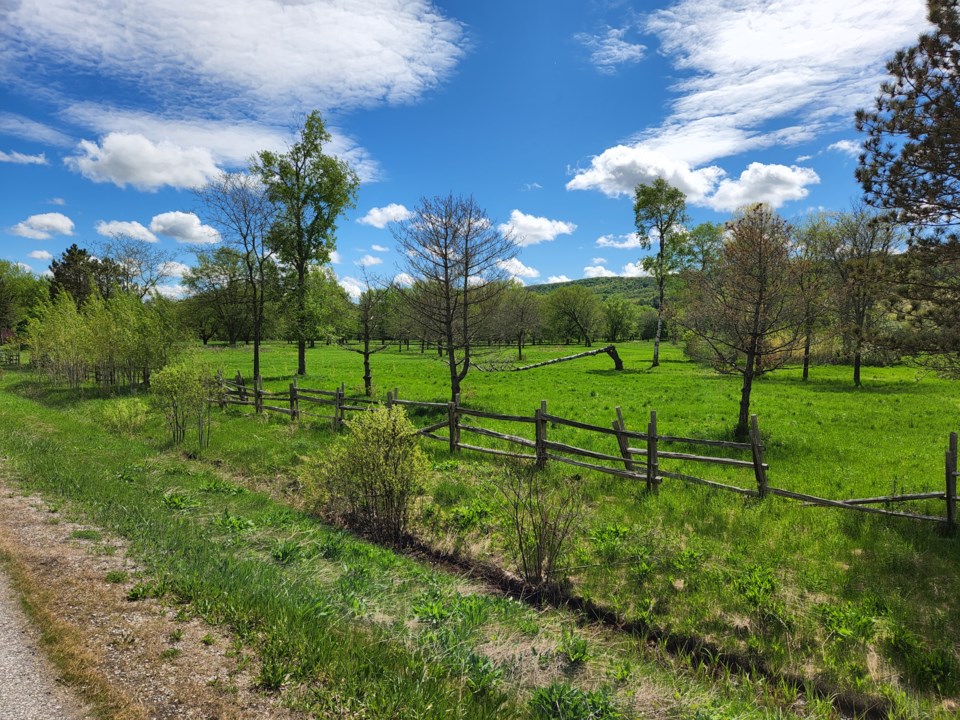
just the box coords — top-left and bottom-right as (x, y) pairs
(0, 0), (931, 298)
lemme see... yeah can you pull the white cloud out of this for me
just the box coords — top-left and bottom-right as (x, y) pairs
(497, 258), (540, 280)
(10, 212), (75, 240)
(371, 244), (389, 253)
(796, 154), (813, 162)
(521, 182), (542, 191)
(329, 250), (342, 265)
(498, 209), (577, 246)
(159, 261), (191, 278)
(358, 203), (413, 229)
(2, 1), (465, 116)
(28, 250), (53, 261)
(621, 262), (649, 277)
(0, 150), (47, 165)
(575, 27), (646, 73)
(0, 113), (72, 146)
(583, 265), (617, 278)
(705, 162), (820, 211)
(149, 211), (220, 244)
(95, 220), (159, 243)
(356, 254), (383, 267)
(65, 132), (219, 190)
(591, 257), (607, 265)
(828, 139), (861, 157)
(547, 275), (571, 284)
(568, 1), (928, 205)
(596, 233), (645, 249)
(339, 276), (365, 301)
(48, 197), (65, 205)
(393, 272), (414, 287)
(155, 284), (187, 299)
(16, 262), (33, 273)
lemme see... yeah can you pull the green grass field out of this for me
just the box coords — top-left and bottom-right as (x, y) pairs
(2, 339), (959, 718)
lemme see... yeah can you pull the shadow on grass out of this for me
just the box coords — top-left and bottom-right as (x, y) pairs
(7, 376), (144, 409)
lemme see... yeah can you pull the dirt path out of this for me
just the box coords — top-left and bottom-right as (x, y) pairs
(0, 473), (303, 720)
(0, 566), (92, 720)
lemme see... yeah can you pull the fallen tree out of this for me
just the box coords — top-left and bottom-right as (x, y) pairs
(511, 345), (624, 371)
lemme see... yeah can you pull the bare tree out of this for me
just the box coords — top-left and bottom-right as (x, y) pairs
(196, 171), (277, 381)
(96, 235), (177, 299)
(676, 205), (805, 438)
(393, 194), (515, 400)
(341, 273), (391, 396)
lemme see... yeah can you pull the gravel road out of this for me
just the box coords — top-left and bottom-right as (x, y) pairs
(0, 567), (89, 720)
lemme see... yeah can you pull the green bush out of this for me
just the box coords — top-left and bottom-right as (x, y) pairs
(99, 397), (150, 435)
(151, 359), (217, 450)
(315, 405), (427, 545)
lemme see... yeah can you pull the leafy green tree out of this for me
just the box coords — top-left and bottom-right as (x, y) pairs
(97, 234), (177, 299)
(856, 0), (960, 241)
(602, 295), (637, 342)
(499, 284), (543, 360)
(183, 248), (251, 345)
(634, 179), (689, 366)
(686, 222), (724, 273)
(49, 244), (125, 306)
(255, 111), (359, 375)
(0, 260), (47, 340)
(792, 212), (836, 381)
(546, 285), (602, 346)
(676, 205), (804, 438)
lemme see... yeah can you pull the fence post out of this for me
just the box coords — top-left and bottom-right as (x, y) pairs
(289, 379), (299, 422)
(749, 414), (768, 499)
(947, 432), (958, 535)
(646, 410), (659, 493)
(254, 374), (264, 414)
(235, 372), (246, 402)
(386, 390), (394, 409)
(535, 400), (548, 470)
(333, 384), (344, 432)
(613, 406), (635, 476)
(448, 397), (461, 454)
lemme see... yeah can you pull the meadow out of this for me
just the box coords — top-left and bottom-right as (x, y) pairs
(1, 339), (959, 718)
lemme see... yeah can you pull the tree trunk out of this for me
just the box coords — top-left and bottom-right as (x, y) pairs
(652, 244), (665, 368)
(854, 350), (862, 387)
(801, 319), (812, 382)
(737, 350), (757, 440)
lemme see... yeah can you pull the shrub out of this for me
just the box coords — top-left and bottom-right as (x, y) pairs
(495, 463), (583, 588)
(316, 405), (427, 545)
(151, 359), (217, 450)
(100, 397), (150, 435)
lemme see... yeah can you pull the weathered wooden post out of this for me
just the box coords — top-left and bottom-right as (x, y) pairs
(646, 410), (659, 493)
(749, 414), (768, 499)
(613, 406), (635, 476)
(535, 400), (548, 470)
(215, 369), (226, 409)
(947, 432), (958, 535)
(289, 379), (299, 422)
(254, 374), (264, 414)
(235, 372), (246, 401)
(386, 390), (394, 409)
(447, 394), (461, 454)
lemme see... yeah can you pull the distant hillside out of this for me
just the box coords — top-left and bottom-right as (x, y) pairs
(527, 276), (657, 305)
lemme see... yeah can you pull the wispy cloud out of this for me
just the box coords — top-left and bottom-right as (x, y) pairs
(575, 27), (646, 74)
(0, 150), (47, 165)
(568, 0), (928, 208)
(828, 139), (861, 157)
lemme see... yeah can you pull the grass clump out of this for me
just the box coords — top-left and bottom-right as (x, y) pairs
(310, 405), (427, 545)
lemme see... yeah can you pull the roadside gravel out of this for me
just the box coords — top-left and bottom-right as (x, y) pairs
(0, 566), (91, 720)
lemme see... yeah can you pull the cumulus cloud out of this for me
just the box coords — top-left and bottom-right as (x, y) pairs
(356, 254), (383, 267)
(705, 163), (820, 211)
(575, 27), (646, 73)
(828, 139), (861, 157)
(596, 233), (645, 249)
(95, 220), (159, 243)
(2, 1), (465, 117)
(393, 272), (414, 287)
(498, 209), (577, 246)
(357, 203), (413, 229)
(568, 1), (928, 206)
(329, 250), (342, 265)
(159, 261), (191, 278)
(65, 132), (219, 190)
(371, 244), (389, 253)
(16, 262), (33, 273)
(155, 284), (187, 299)
(584, 265), (617, 278)
(0, 150), (47, 165)
(339, 276), (365, 301)
(10, 212), (75, 240)
(547, 275), (571, 284)
(28, 250), (53, 261)
(149, 211), (220, 244)
(497, 258), (540, 280)
(621, 262), (649, 277)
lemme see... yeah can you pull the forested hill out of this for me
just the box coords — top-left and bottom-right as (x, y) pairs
(527, 276), (657, 304)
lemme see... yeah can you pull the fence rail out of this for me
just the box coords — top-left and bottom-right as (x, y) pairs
(214, 372), (960, 533)
(0, 347), (21, 368)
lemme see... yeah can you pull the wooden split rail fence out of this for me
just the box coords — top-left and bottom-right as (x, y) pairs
(215, 373), (960, 533)
(0, 347), (21, 368)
